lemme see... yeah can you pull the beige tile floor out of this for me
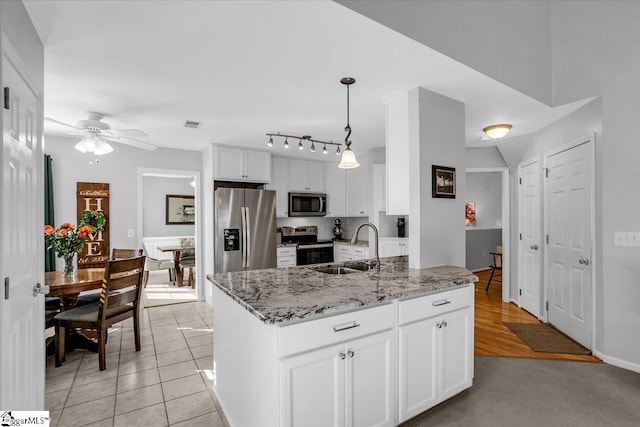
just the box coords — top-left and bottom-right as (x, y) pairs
(45, 301), (229, 427)
(143, 271), (197, 308)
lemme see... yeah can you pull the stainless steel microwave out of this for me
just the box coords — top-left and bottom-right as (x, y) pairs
(288, 192), (327, 217)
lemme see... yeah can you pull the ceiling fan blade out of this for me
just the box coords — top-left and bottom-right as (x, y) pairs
(44, 117), (81, 130)
(107, 129), (149, 138)
(103, 135), (157, 151)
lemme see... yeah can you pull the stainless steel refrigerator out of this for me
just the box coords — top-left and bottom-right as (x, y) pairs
(214, 188), (277, 273)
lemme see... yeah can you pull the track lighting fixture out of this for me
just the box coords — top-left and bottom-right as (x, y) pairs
(298, 139), (304, 150)
(336, 145), (341, 156)
(267, 136), (273, 147)
(266, 133), (342, 155)
(323, 144), (327, 154)
(284, 137), (289, 148)
(310, 142), (316, 152)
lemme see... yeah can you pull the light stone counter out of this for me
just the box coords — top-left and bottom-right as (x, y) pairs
(207, 256), (477, 325)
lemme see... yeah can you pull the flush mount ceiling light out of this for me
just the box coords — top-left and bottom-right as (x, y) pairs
(337, 77), (360, 169)
(483, 124), (512, 139)
(74, 131), (114, 155)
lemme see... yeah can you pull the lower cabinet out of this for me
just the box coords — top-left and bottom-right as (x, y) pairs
(280, 330), (395, 427)
(334, 244), (370, 262)
(277, 246), (297, 268)
(397, 300), (473, 422)
(379, 238), (409, 258)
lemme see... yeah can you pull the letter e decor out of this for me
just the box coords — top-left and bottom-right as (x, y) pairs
(76, 182), (110, 269)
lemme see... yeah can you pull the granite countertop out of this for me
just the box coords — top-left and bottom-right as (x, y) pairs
(207, 256), (477, 325)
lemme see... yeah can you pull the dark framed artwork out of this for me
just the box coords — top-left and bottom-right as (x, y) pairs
(432, 165), (456, 198)
(166, 194), (195, 224)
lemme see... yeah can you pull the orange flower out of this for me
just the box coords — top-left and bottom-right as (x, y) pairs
(44, 225), (55, 235)
(77, 225), (93, 238)
(61, 223), (75, 230)
(58, 229), (67, 237)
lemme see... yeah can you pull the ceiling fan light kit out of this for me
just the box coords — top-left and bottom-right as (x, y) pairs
(74, 131), (114, 155)
(483, 123), (512, 139)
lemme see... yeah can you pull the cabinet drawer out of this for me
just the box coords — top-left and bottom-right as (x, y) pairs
(336, 245), (352, 254)
(353, 247), (367, 256)
(279, 303), (395, 356)
(399, 285), (472, 325)
(277, 255), (296, 267)
(277, 247), (297, 257)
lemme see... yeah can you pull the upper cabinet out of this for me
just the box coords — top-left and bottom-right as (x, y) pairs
(266, 156), (290, 217)
(289, 159), (325, 192)
(345, 156), (369, 217)
(372, 163), (386, 213)
(213, 146), (271, 183)
(325, 164), (346, 217)
(385, 96), (410, 215)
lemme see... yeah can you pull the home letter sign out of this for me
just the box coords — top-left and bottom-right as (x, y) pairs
(76, 182), (110, 269)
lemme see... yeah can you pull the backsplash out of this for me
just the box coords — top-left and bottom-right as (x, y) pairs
(277, 216), (369, 241)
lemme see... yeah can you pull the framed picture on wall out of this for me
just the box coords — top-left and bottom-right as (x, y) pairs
(465, 201), (476, 226)
(166, 194), (195, 224)
(432, 165), (456, 198)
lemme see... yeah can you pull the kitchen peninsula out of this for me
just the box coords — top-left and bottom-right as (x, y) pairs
(207, 256), (478, 426)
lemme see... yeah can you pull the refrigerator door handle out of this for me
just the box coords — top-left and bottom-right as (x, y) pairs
(245, 207), (251, 268)
(241, 206), (247, 268)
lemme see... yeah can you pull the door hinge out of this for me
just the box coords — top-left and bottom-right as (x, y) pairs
(519, 289), (522, 296)
(3, 87), (9, 110)
(546, 234), (549, 244)
(545, 301), (549, 311)
(519, 233), (523, 240)
(545, 168), (549, 178)
(4, 277), (9, 300)
(519, 177), (522, 185)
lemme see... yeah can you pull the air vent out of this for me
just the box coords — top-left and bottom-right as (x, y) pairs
(184, 120), (202, 129)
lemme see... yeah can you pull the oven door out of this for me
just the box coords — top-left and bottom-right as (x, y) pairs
(296, 244), (334, 265)
(288, 193), (327, 217)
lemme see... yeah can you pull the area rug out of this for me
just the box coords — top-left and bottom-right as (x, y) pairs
(503, 322), (591, 355)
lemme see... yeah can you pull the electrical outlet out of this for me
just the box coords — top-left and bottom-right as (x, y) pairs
(127, 228), (135, 238)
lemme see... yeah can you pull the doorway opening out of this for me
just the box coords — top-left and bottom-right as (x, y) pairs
(465, 167), (510, 302)
(137, 167), (201, 307)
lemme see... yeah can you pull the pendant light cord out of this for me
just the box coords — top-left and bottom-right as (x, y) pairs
(344, 83), (351, 148)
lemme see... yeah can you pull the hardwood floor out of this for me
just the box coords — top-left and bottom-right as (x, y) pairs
(473, 269), (601, 362)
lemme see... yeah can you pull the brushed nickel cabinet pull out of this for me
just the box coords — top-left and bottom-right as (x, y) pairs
(433, 299), (451, 307)
(333, 321), (360, 332)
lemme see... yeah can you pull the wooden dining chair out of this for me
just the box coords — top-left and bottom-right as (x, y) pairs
(76, 248), (144, 306)
(55, 256), (145, 371)
(485, 245), (503, 291)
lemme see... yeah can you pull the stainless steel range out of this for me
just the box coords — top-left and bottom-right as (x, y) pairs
(281, 226), (334, 265)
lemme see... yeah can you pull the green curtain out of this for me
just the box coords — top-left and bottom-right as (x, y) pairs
(44, 154), (56, 272)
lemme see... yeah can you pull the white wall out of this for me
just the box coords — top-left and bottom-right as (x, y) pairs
(142, 176), (195, 237)
(44, 135), (201, 261)
(465, 172), (502, 229)
(338, 0), (552, 105)
(465, 147), (507, 169)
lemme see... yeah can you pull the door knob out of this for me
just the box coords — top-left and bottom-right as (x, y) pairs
(530, 244), (539, 250)
(33, 282), (50, 297)
(579, 258), (590, 266)
(338, 352), (346, 360)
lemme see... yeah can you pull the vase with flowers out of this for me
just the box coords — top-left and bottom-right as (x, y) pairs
(44, 211), (106, 278)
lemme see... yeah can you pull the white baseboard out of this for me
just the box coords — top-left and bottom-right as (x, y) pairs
(592, 350), (640, 374)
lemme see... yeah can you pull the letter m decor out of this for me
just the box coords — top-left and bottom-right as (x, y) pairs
(76, 182), (110, 269)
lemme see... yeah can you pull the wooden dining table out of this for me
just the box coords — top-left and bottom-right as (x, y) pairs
(45, 268), (105, 352)
(158, 244), (195, 287)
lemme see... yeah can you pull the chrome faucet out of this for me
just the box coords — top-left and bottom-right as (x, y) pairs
(351, 222), (380, 272)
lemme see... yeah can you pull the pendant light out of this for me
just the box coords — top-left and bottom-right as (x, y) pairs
(338, 77), (360, 169)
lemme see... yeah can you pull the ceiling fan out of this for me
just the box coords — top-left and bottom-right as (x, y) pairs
(45, 112), (157, 153)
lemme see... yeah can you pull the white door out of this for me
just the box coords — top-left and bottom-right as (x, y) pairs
(281, 343), (346, 427)
(439, 308), (473, 401)
(215, 146), (244, 180)
(0, 55), (44, 409)
(546, 139), (593, 348)
(244, 149), (270, 182)
(305, 161), (325, 192)
(398, 317), (438, 422)
(347, 330), (394, 427)
(518, 159), (542, 317)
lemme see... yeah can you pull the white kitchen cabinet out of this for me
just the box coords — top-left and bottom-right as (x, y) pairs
(290, 159), (325, 192)
(372, 163), (386, 213)
(213, 145), (271, 183)
(281, 330), (395, 427)
(277, 246), (297, 268)
(345, 157), (369, 217)
(397, 286), (473, 423)
(266, 156), (290, 217)
(326, 163), (346, 217)
(385, 97), (410, 215)
(379, 238), (409, 258)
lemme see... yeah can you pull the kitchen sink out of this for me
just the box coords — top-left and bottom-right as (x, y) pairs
(313, 266), (361, 275)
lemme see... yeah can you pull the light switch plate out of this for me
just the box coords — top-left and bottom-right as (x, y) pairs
(614, 232), (640, 246)
(127, 228), (135, 238)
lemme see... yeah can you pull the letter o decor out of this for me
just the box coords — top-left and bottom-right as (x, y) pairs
(80, 210), (106, 231)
